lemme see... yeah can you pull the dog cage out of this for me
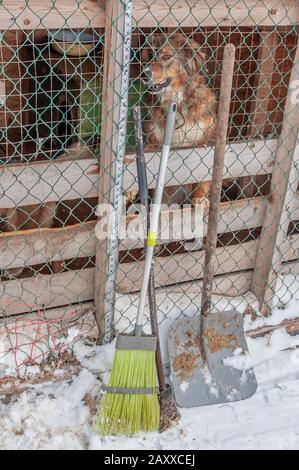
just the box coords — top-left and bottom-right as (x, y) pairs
(0, 0), (298, 386)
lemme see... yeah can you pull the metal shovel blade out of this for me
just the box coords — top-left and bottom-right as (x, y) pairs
(168, 310), (257, 408)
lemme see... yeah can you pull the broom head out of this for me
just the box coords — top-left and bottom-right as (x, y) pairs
(94, 333), (160, 435)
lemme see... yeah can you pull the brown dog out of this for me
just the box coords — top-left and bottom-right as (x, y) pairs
(142, 33), (217, 206)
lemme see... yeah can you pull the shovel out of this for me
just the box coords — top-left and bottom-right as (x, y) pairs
(168, 44), (257, 408)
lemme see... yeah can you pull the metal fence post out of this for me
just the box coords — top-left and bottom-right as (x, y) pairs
(94, 0), (133, 342)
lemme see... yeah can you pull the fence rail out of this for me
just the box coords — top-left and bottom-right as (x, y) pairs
(1, 1), (298, 30)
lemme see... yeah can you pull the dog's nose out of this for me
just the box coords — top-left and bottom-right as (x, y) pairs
(142, 66), (152, 82)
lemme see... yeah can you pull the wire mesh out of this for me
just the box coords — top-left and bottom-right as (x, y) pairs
(0, 1), (298, 383)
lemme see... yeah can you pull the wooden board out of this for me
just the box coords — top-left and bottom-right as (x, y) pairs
(0, 234), (298, 315)
(251, 43), (299, 313)
(0, 266), (252, 316)
(2, 191), (299, 270)
(0, 139), (277, 208)
(241, 30), (279, 199)
(0, 157), (99, 209)
(118, 234), (299, 293)
(247, 31), (279, 140)
(247, 316), (299, 338)
(0, 194), (283, 269)
(0, 268), (95, 317)
(1, 1), (298, 30)
(132, 0), (299, 27)
(93, 0), (133, 341)
(117, 239), (258, 293)
(0, 1), (105, 30)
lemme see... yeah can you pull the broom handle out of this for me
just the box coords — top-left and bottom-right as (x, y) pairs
(201, 44), (235, 319)
(133, 106), (167, 390)
(135, 102), (177, 335)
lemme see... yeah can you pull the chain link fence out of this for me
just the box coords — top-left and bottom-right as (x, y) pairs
(0, 1), (298, 387)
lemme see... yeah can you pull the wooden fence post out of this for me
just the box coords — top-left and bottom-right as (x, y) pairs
(239, 30), (278, 199)
(94, 0), (133, 341)
(250, 42), (299, 315)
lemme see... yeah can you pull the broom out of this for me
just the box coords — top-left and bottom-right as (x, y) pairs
(94, 101), (177, 435)
(133, 105), (180, 432)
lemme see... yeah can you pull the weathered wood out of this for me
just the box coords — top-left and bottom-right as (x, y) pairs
(1, 1), (298, 30)
(0, 268), (95, 317)
(124, 139), (277, 193)
(94, 0), (133, 341)
(1, 233), (298, 315)
(250, 43), (299, 314)
(247, 30), (279, 140)
(0, 194), (276, 269)
(118, 234), (299, 293)
(1, 300), (97, 333)
(0, 267), (252, 316)
(159, 271), (253, 298)
(123, 195), (269, 250)
(0, 1), (105, 30)
(201, 43), (235, 318)
(132, 0), (299, 27)
(0, 220), (96, 270)
(0, 156), (98, 209)
(241, 30), (279, 199)
(0, 139), (276, 209)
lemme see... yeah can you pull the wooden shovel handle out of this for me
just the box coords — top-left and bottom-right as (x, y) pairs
(201, 44), (235, 318)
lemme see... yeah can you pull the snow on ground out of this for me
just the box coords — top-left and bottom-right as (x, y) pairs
(1, 273), (299, 450)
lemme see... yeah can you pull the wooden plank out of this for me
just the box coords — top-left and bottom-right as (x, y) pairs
(247, 31), (279, 140)
(1, 233), (298, 316)
(1, 1), (297, 30)
(0, 268), (95, 317)
(117, 239), (258, 293)
(240, 30), (279, 199)
(0, 157), (98, 209)
(281, 259), (299, 277)
(0, 267), (252, 316)
(158, 271), (253, 298)
(132, 0), (299, 27)
(94, 0), (133, 341)
(0, 139), (277, 208)
(123, 196), (268, 250)
(247, 316), (299, 338)
(250, 43), (299, 314)
(0, 221), (96, 270)
(0, 1), (105, 30)
(0, 194), (273, 269)
(117, 233), (299, 293)
(1, 301), (97, 335)
(125, 139), (277, 191)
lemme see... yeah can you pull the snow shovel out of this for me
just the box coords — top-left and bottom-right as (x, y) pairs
(168, 44), (257, 408)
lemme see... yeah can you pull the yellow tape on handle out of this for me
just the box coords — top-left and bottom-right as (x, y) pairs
(147, 231), (157, 247)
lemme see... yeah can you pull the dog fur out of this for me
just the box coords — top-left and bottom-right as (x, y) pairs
(143, 33), (217, 205)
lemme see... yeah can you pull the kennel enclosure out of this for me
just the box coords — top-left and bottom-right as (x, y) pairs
(0, 0), (298, 371)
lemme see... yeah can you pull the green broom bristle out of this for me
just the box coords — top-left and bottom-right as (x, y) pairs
(94, 349), (160, 436)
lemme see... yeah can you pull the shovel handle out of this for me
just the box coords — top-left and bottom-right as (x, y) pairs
(201, 44), (235, 318)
